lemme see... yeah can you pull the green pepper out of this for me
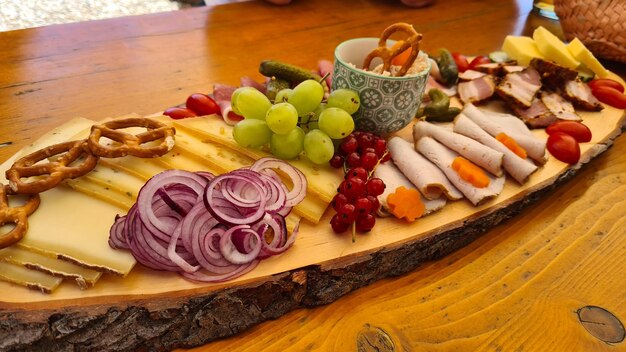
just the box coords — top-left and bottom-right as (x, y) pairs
(434, 48), (458, 86)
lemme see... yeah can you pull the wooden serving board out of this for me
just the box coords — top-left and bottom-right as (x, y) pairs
(1, 77), (625, 351)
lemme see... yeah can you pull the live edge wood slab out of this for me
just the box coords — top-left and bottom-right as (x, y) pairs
(1, 1), (626, 351)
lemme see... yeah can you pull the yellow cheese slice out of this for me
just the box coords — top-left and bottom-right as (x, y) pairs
(65, 177), (135, 210)
(567, 37), (610, 78)
(84, 164), (146, 200)
(533, 26), (580, 69)
(0, 260), (63, 294)
(15, 117), (95, 158)
(501, 35), (545, 67)
(0, 246), (102, 288)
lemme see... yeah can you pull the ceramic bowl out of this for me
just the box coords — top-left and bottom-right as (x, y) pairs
(332, 38), (430, 134)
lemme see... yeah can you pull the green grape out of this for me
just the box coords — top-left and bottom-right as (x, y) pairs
(270, 127), (305, 159)
(289, 80), (324, 116)
(274, 89), (293, 103)
(232, 119), (272, 148)
(303, 129), (334, 164)
(318, 107), (355, 139)
(232, 87), (271, 120)
(326, 88), (361, 115)
(266, 103), (299, 135)
(300, 103), (325, 132)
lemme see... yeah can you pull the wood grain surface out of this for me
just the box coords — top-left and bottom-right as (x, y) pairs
(0, 0), (625, 351)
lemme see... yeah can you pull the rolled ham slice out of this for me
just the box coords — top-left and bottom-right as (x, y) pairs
(213, 84), (244, 126)
(416, 137), (506, 206)
(413, 120), (504, 177)
(458, 75), (496, 104)
(388, 137), (463, 200)
(463, 103), (547, 164)
(373, 162), (446, 217)
(453, 114), (538, 184)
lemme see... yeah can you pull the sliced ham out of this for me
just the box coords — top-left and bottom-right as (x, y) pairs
(503, 65), (525, 74)
(453, 114), (538, 184)
(373, 162), (446, 217)
(458, 70), (486, 81)
(424, 75), (457, 101)
(540, 91), (581, 121)
(496, 67), (542, 108)
(530, 58), (578, 90)
(388, 137), (463, 200)
(240, 76), (267, 93)
(463, 103), (547, 164)
(474, 61), (519, 77)
(213, 84), (244, 126)
(317, 59), (334, 87)
(413, 120), (504, 176)
(458, 75), (496, 104)
(563, 79), (604, 111)
(416, 137), (506, 206)
(510, 97), (557, 128)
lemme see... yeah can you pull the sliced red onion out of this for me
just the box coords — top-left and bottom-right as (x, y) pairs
(108, 215), (128, 250)
(219, 225), (262, 264)
(250, 158), (307, 207)
(204, 173), (267, 225)
(181, 261), (258, 283)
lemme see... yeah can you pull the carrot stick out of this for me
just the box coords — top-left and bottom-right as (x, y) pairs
(451, 157), (490, 188)
(496, 132), (527, 159)
(387, 186), (425, 222)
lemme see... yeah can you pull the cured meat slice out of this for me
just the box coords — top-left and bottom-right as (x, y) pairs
(530, 58), (578, 89)
(424, 75), (457, 101)
(413, 120), (504, 176)
(474, 61), (518, 77)
(496, 67), (542, 108)
(453, 114), (538, 184)
(563, 79), (603, 111)
(510, 97), (557, 128)
(540, 91), (581, 121)
(458, 70), (486, 81)
(503, 65), (525, 74)
(213, 84), (244, 126)
(387, 137), (463, 200)
(373, 162), (446, 216)
(463, 103), (547, 164)
(416, 137), (506, 206)
(458, 75), (496, 104)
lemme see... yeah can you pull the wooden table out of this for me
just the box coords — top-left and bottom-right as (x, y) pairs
(1, 0), (625, 351)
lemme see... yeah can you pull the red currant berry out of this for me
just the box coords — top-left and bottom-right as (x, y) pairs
(354, 197), (372, 215)
(331, 193), (349, 212)
(358, 134), (374, 149)
(355, 213), (376, 232)
(330, 214), (350, 233)
(337, 203), (357, 223)
(343, 177), (366, 199)
(366, 178), (385, 196)
(361, 152), (378, 171)
(362, 147), (376, 155)
(329, 155), (344, 168)
(373, 139), (387, 157)
(367, 195), (380, 212)
(340, 136), (358, 155)
(346, 152), (361, 168)
(345, 167), (368, 182)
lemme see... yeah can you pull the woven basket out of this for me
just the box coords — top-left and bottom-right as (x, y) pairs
(555, 0), (626, 63)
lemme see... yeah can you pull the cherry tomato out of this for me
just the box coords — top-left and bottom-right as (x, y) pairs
(186, 93), (221, 116)
(591, 86), (626, 109)
(545, 121), (592, 143)
(588, 78), (624, 93)
(451, 52), (470, 73)
(468, 55), (491, 70)
(547, 132), (580, 164)
(163, 107), (197, 120)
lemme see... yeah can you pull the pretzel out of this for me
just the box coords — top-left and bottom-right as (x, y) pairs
(362, 23), (423, 77)
(87, 117), (175, 158)
(0, 184), (41, 249)
(5, 140), (99, 194)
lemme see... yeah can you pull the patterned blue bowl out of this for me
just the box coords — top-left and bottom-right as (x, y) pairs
(332, 38), (430, 135)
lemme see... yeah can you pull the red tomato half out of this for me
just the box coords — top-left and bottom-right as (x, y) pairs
(591, 86), (626, 109)
(588, 78), (624, 93)
(468, 55), (491, 70)
(451, 52), (469, 73)
(547, 132), (580, 164)
(546, 121), (592, 143)
(186, 93), (221, 116)
(163, 107), (197, 120)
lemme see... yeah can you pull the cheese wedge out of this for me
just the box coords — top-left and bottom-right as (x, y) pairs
(0, 246), (102, 288)
(501, 35), (545, 67)
(567, 37), (610, 78)
(533, 26), (580, 69)
(0, 261), (63, 294)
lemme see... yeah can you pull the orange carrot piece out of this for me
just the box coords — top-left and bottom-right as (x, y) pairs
(496, 132), (527, 159)
(390, 41), (412, 66)
(387, 186), (425, 222)
(451, 157), (490, 188)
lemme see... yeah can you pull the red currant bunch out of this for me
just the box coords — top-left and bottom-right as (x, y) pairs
(329, 131), (391, 171)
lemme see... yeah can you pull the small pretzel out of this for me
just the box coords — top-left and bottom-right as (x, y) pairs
(5, 140), (99, 194)
(362, 23), (423, 77)
(0, 184), (41, 249)
(87, 117), (175, 158)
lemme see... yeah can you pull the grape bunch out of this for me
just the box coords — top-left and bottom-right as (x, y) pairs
(230, 81), (360, 165)
(328, 131), (390, 236)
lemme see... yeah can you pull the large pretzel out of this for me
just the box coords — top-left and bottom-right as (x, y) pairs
(87, 117), (175, 158)
(0, 184), (41, 249)
(5, 140), (98, 194)
(362, 23), (423, 77)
